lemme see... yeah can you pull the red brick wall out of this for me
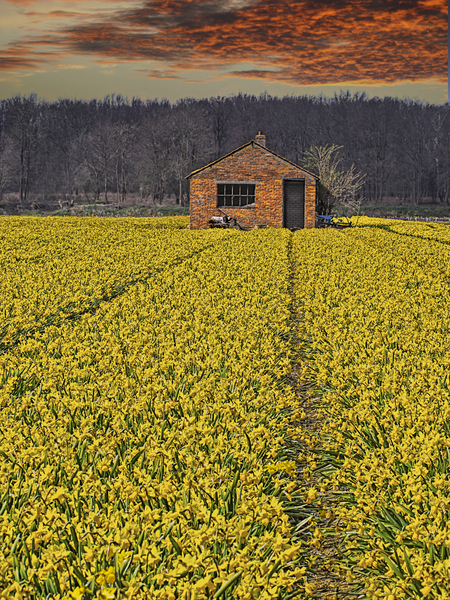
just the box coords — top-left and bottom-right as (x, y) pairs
(189, 143), (316, 230)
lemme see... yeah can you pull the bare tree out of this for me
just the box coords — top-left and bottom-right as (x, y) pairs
(429, 108), (449, 204)
(139, 114), (174, 203)
(112, 123), (138, 206)
(168, 106), (212, 205)
(303, 144), (366, 214)
(7, 95), (40, 204)
(207, 96), (230, 159)
(0, 134), (15, 203)
(84, 123), (118, 203)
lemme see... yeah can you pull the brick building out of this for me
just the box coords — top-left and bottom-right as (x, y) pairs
(186, 133), (318, 230)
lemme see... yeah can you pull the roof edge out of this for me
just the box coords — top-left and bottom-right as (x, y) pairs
(185, 141), (253, 179)
(185, 140), (319, 179)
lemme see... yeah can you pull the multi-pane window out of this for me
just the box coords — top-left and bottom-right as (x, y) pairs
(217, 183), (255, 208)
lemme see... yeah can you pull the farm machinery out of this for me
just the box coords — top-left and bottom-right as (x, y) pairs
(209, 209), (251, 230)
(316, 214), (352, 228)
(209, 210), (353, 230)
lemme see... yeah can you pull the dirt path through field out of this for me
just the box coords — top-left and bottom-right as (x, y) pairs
(288, 233), (354, 600)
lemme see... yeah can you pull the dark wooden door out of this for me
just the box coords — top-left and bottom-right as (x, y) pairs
(284, 180), (305, 229)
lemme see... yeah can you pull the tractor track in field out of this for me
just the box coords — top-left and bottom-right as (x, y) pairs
(288, 340), (355, 600)
(288, 234), (355, 600)
(0, 242), (217, 358)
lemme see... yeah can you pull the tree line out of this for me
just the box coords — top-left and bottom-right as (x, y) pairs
(0, 91), (449, 208)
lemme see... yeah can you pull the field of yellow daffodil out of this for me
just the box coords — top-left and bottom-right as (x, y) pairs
(0, 217), (189, 355)
(294, 226), (450, 600)
(351, 216), (450, 244)
(0, 217), (308, 600)
(4, 215), (450, 600)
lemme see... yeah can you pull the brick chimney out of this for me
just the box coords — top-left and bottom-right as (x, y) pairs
(255, 132), (266, 147)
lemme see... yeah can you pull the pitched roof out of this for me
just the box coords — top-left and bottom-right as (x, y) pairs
(185, 140), (319, 179)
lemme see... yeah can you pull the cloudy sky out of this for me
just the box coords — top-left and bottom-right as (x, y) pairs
(0, 0), (447, 104)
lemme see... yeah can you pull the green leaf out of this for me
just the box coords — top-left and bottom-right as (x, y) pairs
(213, 571), (243, 598)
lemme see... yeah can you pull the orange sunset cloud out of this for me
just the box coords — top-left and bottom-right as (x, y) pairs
(0, 0), (447, 87)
